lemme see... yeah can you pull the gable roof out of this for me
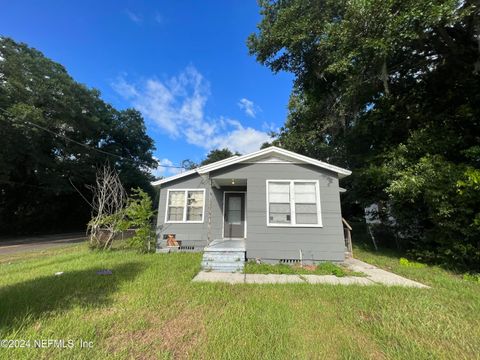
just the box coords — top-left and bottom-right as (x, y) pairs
(151, 146), (352, 186)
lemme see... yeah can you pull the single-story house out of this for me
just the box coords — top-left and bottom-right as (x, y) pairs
(152, 146), (352, 270)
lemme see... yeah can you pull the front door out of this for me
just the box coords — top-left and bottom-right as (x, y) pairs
(223, 192), (245, 238)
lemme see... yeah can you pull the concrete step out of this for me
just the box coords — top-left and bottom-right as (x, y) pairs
(203, 250), (245, 256)
(202, 260), (245, 267)
(201, 248), (246, 273)
(202, 254), (244, 262)
(201, 264), (244, 272)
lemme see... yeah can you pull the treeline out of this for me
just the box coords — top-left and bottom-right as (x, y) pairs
(0, 37), (157, 235)
(249, 0), (480, 270)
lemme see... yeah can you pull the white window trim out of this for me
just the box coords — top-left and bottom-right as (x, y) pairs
(164, 188), (206, 224)
(266, 180), (323, 227)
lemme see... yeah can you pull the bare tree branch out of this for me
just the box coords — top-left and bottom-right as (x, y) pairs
(86, 164), (127, 249)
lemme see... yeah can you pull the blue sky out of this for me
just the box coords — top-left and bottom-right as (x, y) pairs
(1, 1), (293, 177)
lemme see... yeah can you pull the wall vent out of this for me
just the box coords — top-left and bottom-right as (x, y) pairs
(279, 259), (300, 264)
(179, 245), (195, 251)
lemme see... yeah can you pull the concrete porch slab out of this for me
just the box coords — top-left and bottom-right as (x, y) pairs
(204, 239), (246, 252)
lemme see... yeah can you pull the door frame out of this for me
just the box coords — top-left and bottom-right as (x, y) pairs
(222, 191), (247, 240)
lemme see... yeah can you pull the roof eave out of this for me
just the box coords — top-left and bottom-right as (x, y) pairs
(151, 146), (352, 186)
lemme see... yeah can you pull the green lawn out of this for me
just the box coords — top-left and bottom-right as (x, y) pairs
(0, 244), (479, 359)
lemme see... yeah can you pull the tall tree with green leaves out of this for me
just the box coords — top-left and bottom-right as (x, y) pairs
(200, 148), (240, 166)
(180, 148), (240, 170)
(248, 0), (480, 269)
(0, 37), (157, 235)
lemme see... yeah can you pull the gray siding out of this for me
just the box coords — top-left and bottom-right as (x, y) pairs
(156, 162), (345, 262)
(210, 163), (345, 262)
(156, 174), (211, 250)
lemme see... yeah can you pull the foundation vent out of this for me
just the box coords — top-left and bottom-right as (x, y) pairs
(279, 259), (301, 264)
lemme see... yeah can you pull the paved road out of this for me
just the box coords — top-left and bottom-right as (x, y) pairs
(0, 233), (86, 255)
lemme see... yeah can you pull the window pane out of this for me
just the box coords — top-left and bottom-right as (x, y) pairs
(186, 191), (204, 221)
(294, 183), (318, 224)
(269, 203), (291, 224)
(228, 196), (241, 211)
(294, 182), (316, 203)
(168, 206), (184, 221)
(296, 213), (318, 224)
(187, 206), (202, 221)
(228, 210), (241, 225)
(295, 204), (318, 224)
(169, 191), (185, 206)
(295, 203), (317, 213)
(226, 196), (242, 224)
(270, 203), (290, 213)
(187, 191), (204, 206)
(269, 182), (290, 203)
(268, 182), (291, 224)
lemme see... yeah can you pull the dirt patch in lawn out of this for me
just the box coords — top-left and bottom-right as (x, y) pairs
(106, 308), (206, 359)
(159, 308), (206, 358)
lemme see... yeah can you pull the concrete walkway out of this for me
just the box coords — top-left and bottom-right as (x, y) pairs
(192, 258), (430, 288)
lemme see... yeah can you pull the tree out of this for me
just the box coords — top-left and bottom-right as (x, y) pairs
(124, 188), (156, 253)
(180, 148), (240, 170)
(248, 0), (480, 269)
(0, 37), (157, 235)
(87, 164), (127, 250)
(200, 148), (240, 166)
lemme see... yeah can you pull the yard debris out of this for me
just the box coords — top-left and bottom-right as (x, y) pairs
(96, 269), (113, 275)
(54, 271), (64, 276)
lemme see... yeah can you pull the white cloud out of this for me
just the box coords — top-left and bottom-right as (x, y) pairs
(125, 10), (142, 23)
(209, 127), (271, 153)
(238, 98), (258, 118)
(113, 66), (271, 154)
(112, 77), (138, 99)
(151, 158), (183, 178)
(262, 121), (280, 134)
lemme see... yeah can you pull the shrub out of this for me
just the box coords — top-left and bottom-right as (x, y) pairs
(399, 257), (425, 268)
(463, 273), (480, 283)
(124, 188), (156, 253)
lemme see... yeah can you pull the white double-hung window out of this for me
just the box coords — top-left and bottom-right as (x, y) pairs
(266, 180), (322, 227)
(165, 189), (205, 223)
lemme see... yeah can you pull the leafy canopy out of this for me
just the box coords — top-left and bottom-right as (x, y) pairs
(248, 0), (480, 269)
(0, 37), (157, 234)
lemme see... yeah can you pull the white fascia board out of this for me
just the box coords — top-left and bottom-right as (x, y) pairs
(151, 155), (240, 186)
(272, 147), (352, 177)
(199, 146), (352, 178)
(151, 169), (198, 186)
(152, 147), (351, 186)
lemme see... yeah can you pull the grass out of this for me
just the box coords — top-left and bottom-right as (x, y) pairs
(0, 244), (479, 359)
(243, 261), (362, 277)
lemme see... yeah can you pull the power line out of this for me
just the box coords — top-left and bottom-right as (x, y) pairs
(0, 106), (187, 170)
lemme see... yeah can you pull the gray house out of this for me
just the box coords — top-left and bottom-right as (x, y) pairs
(153, 146), (351, 271)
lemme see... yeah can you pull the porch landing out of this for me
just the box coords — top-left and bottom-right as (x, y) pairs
(201, 239), (246, 273)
